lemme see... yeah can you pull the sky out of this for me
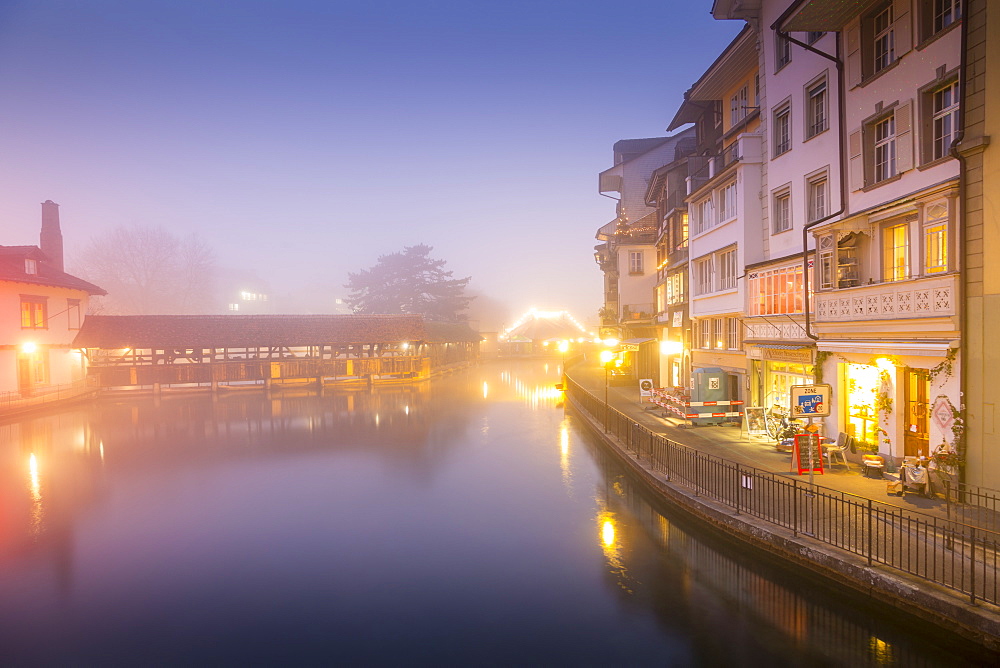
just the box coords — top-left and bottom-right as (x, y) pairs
(0, 0), (742, 329)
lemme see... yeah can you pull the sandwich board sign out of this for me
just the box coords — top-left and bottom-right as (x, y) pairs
(790, 384), (832, 418)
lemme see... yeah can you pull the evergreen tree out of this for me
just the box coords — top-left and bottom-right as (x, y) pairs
(345, 244), (472, 322)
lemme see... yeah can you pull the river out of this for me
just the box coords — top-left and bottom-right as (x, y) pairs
(0, 359), (993, 665)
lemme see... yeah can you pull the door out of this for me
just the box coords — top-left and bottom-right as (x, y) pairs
(17, 356), (32, 395)
(904, 368), (930, 457)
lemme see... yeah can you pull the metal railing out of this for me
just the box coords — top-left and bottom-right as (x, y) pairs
(0, 380), (96, 414)
(567, 377), (1000, 606)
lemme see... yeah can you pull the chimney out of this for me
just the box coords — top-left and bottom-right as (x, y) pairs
(40, 199), (64, 272)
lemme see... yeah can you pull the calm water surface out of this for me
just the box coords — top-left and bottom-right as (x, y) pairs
(0, 360), (994, 665)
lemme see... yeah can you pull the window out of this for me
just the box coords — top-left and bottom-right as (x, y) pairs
(730, 85), (748, 127)
(718, 182), (737, 222)
(923, 202), (949, 274)
(20, 296), (47, 329)
(807, 174), (828, 223)
(850, 103), (913, 190)
(933, 0), (962, 32)
(629, 251), (644, 274)
(883, 221), (910, 282)
(229, 303), (240, 311)
(773, 104), (791, 156)
(67, 298), (81, 330)
(748, 265), (806, 316)
(872, 4), (895, 74)
(24, 258), (37, 275)
(718, 248), (738, 290)
(773, 189), (791, 234)
(817, 235), (836, 290)
(726, 317), (741, 350)
(806, 78), (828, 138)
(931, 80), (959, 160)
(713, 318), (725, 349)
(874, 115), (897, 182)
(666, 272), (686, 305)
(921, 0), (962, 40)
(807, 31), (825, 44)
(849, 2), (911, 86)
(696, 198), (714, 235)
(695, 257), (714, 295)
(775, 32), (791, 69)
(698, 319), (712, 349)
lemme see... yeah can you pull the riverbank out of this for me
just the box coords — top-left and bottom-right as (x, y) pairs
(564, 362), (1000, 653)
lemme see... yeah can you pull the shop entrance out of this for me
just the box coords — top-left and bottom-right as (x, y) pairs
(904, 368), (930, 457)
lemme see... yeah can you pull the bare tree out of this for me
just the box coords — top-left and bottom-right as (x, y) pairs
(74, 225), (217, 314)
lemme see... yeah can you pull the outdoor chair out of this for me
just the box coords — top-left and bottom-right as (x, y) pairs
(824, 433), (851, 469)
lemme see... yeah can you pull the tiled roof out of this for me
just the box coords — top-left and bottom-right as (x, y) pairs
(72, 314), (450, 349)
(0, 245), (106, 295)
(423, 321), (482, 343)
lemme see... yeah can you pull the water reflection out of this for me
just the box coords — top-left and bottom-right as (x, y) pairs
(584, 442), (995, 666)
(0, 361), (993, 665)
(559, 421), (572, 491)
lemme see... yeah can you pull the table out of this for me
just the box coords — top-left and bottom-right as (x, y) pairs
(900, 459), (930, 495)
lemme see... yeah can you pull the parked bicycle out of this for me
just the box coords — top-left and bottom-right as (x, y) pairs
(764, 403), (804, 441)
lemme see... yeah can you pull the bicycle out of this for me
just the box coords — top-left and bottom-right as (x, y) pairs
(764, 404), (804, 441)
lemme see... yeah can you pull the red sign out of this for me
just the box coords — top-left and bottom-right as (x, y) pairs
(793, 433), (825, 475)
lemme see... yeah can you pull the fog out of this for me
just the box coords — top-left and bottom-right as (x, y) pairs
(0, 0), (742, 328)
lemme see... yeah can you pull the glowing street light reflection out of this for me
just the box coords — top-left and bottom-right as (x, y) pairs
(559, 422), (572, 490)
(28, 453), (43, 537)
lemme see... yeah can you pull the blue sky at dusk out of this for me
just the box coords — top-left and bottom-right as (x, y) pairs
(0, 0), (741, 327)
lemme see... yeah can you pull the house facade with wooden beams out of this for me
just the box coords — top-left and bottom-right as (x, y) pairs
(72, 314), (480, 391)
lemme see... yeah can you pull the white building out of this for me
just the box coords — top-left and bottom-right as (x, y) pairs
(668, 26), (761, 401)
(777, 0), (963, 461)
(595, 132), (695, 383)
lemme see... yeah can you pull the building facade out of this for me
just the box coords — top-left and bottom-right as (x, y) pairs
(779, 0), (964, 462)
(0, 201), (105, 396)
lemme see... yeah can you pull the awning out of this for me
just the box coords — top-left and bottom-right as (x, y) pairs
(755, 343), (812, 351)
(817, 341), (956, 357)
(621, 337), (656, 351)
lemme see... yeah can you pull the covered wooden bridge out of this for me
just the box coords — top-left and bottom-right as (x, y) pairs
(72, 314), (481, 391)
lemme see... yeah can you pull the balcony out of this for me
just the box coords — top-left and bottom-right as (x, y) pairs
(621, 303), (655, 322)
(814, 274), (957, 323)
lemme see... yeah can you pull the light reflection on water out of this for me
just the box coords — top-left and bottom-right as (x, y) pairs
(0, 360), (992, 665)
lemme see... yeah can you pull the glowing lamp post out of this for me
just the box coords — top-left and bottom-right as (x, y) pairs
(557, 340), (569, 371)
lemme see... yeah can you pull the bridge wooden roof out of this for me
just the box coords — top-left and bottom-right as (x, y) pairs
(72, 314), (464, 349)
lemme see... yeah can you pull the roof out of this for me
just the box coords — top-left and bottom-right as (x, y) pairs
(0, 245), (106, 295)
(780, 0), (877, 32)
(667, 25), (755, 130)
(71, 314), (470, 349)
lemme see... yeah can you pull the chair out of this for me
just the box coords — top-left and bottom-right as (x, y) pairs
(824, 433), (851, 469)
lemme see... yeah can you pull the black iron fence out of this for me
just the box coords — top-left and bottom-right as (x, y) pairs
(567, 377), (1000, 606)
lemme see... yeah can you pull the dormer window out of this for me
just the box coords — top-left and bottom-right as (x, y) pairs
(25, 259), (37, 275)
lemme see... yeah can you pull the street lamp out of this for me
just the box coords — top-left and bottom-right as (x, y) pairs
(600, 349), (615, 432)
(557, 340), (569, 372)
